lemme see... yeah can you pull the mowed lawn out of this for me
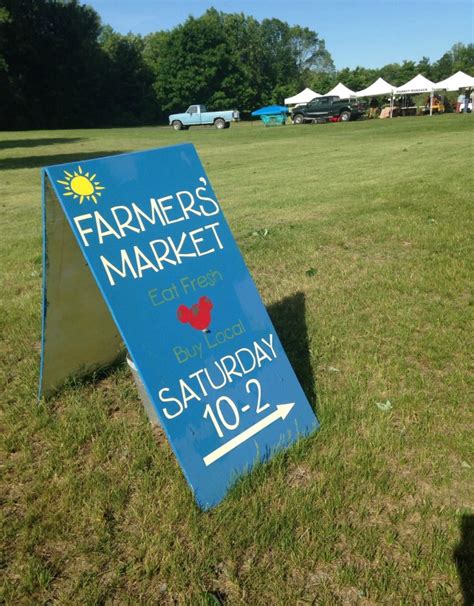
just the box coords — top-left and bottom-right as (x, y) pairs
(1, 115), (473, 605)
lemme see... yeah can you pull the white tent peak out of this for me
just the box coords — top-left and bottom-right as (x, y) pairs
(355, 77), (396, 98)
(325, 82), (356, 97)
(284, 87), (321, 105)
(435, 70), (474, 91)
(395, 74), (435, 94)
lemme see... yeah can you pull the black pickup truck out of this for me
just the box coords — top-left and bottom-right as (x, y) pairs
(292, 95), (363, 124)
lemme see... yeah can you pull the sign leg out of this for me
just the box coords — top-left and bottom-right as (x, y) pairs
(39, 175), (124, 398)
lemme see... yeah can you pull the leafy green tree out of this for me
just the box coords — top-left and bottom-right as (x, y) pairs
(144, 9), (334, 113)
(416, 56), (432, 79)
(308, 71), (336, 95)
(432, 43), (474, 80)
(100, 26), (155, 125)
(0, 0), (106, 129)
(0, 0), (157, 129)
(290, 25), (333, 74)
(259, 18), (298, 97)
(334, 66), (377, 92)
(219, 12), (268, 109)
(145, 9), (232, 113)
(289, 24), (335, 95)
(0, 6), (9, 72)
(256, 20), (333, 102)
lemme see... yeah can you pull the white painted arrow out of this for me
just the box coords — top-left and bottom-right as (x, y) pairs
(203, 403), (295, 466)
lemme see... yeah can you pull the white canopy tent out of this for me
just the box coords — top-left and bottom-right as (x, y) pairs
(355, 77), (396, 98)
(325, 82), (356, 98)
(395, 74), (436, 115)
(395, 74), (435, 94)
(284, 87), (321, 105)
(435, 70), (474, 91)
(355, 77), (396, 117)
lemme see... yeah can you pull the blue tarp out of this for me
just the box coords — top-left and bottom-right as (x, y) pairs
(251, 105), (289, 116)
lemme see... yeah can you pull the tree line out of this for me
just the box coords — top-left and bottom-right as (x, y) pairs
(0, 0), (473, 130)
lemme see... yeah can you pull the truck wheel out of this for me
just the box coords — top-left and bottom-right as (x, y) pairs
(214, 118), (225, 129)
(172, 120), (183, 131)
(293, 114), (304, 124)
(340, 111), (351, 121)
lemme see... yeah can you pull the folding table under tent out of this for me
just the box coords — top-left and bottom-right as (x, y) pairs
(325, 82), (356, 98)
(284, 87), (321, 105)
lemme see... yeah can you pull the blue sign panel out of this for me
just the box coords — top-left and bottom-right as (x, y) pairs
(43, 144), (319, 508)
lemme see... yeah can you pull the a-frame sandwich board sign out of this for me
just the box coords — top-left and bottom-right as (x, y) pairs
(40, 143), (319, 509)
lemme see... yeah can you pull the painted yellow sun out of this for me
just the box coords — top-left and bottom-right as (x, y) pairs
(57, 166), (105, 204)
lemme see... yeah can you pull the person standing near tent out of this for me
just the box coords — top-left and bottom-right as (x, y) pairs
(464, 90), (470, 113)
(456, 92), (465, 113)
(368, 97), (379, 119)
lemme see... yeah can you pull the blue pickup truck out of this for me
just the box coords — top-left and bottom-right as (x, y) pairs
(169, 105), (240, 130)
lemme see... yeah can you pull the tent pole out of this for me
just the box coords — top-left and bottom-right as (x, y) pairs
(430, 91), (433, 116)
(390, 93), (394, 118)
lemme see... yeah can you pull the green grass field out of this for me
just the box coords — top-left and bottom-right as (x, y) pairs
(1, 116), (473, 605)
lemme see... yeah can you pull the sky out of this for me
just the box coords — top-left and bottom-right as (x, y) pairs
(86, 0), (473, 70)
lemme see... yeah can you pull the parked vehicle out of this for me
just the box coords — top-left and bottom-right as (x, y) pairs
(169, 105), (240, 130)
(291, 96), (363, 124)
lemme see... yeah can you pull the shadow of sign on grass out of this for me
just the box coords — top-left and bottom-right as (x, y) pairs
(0, 137), (83, 151)
(268, 291), (317, 410)
(454, 514), (474, 606)
(0, 150), (128, 171)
